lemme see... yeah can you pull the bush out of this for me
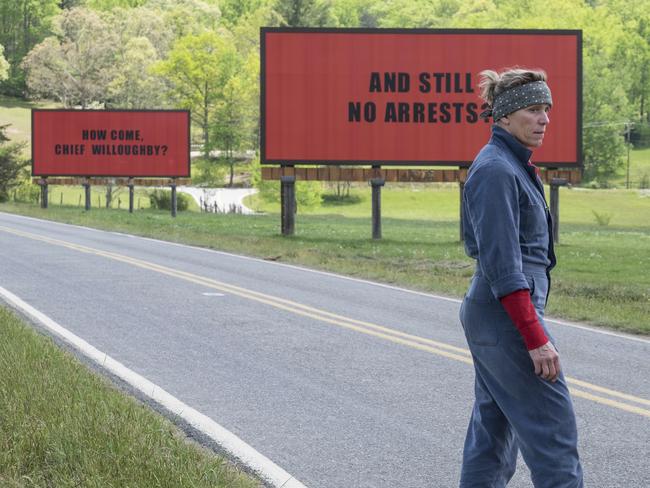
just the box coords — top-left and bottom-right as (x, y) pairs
(592, 210), (612, 226)
(148, 189), (190, 211)
(13, 180), (40, 202)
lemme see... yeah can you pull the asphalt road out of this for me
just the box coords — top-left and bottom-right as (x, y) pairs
(0, 211), (648, 488)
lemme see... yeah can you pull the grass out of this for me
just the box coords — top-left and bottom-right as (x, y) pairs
(1, 200), (648, 335)
(0, 306), (260, 488)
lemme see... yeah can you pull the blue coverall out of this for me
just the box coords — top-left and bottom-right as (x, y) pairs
(459, 125), (583, 488)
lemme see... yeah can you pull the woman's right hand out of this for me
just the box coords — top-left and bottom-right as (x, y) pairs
(528, 341), (561, 382)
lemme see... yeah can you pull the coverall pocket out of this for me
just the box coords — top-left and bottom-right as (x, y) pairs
(460, 297), (508, 347)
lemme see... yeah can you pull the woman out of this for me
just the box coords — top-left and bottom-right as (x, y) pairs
(459, 68), (583, 488)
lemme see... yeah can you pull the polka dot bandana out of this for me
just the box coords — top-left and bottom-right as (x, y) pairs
(480, 81), (553, 121)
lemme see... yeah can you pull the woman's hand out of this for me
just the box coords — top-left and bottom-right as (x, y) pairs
(528, 341), (561, 382)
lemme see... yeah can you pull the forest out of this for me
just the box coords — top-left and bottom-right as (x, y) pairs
(1, 0), (650, 186)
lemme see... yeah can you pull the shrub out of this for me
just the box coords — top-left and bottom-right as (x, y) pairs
(148, 189), (190, 211)
(592, 210), (612, 226)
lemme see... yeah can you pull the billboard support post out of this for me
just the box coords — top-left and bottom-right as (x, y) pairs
(39, 178), (48, 209)
(370, 177), (384, 240)
(171, 178), (177, 218)
(128, 178), (134, 213)
(550, 177), (568, 244)
(459, 181), (465, 243)
(84, 178), (91, 211)
(281, 175), (296, 236)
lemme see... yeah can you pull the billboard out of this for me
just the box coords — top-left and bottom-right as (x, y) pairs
(32, 110), (190, 177)
(261, 28), (582, 167)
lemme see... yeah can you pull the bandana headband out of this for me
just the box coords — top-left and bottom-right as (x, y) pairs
(480, 81), (553, 121)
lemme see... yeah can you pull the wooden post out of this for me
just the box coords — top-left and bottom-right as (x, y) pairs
(128, 178), (134, 213)
(370, 177), (385, 240)
(40, 178), (48, 209)
(280, 175), (296, 236)
(459, 181), (465, 243)
(171, 178), (177, 218)
(550, 178), (568, 244)
(84, 178), (91, 211)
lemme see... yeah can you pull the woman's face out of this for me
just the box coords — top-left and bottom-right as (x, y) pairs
(500, 104), (551, 149)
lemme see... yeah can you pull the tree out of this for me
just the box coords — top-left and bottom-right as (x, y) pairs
(0, 0), (60, 95)
(0, 125), (28, 202)
(273, 0), (332, 26)
(154, 31), (239, 158)
(21, 7), (118, 107)
(0, 44), (9, 82)
(211, 53), (258, 186)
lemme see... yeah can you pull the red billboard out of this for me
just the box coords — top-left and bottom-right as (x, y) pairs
(32, 110), (190, 177)
(262, 29), (582, 167)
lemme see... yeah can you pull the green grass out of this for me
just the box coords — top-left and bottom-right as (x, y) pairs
(0, 306), (260, 488)
(1, 200), (648, 335)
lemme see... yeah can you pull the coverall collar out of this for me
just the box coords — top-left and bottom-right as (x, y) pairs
(489, 124), (533, 166)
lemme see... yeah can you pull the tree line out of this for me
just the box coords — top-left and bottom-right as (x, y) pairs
(1, 0), (650, 186)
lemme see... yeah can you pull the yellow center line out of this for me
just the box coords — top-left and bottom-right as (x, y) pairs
(1, 224), (649, 418)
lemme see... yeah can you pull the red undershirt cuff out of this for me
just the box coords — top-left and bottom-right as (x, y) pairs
(499, 289), (549, 350)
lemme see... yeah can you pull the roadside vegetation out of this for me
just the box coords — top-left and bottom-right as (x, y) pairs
(0, 306), (259, 488)
(1, 194), (648, 335)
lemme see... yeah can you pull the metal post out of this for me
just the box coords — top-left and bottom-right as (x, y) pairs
(84, 178), (91, 211)
(280, 175), (296, 236)
(459, 181), (465, 243)
(370, 178), (385, 240)
(550, 178), (568, 244)
(171, 178), (177, 218)
(40, 178), (48, 209)
(128, 178), (134, 213)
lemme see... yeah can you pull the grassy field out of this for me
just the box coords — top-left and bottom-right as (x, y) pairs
(0, 306), (259, 488)
(1, 198), (648, 335)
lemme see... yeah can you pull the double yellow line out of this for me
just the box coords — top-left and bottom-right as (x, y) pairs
(1, 224), (649, 419)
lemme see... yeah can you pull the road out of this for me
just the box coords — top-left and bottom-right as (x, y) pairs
(0, 211), (648, 488)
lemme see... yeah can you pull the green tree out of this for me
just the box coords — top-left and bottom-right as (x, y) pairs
(107, 36), (167, 108)
(0, 125), (28, 202)
(0, 44), (9, 81)
(211, 53), (258, 186)
(273, 0), (332, 26)
(21, 7), (118, 107)
(154, 31), (239, 159)
(0, 0), (60, 95)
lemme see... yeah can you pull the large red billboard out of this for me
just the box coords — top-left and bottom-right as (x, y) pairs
(32, 110), (190, 177)
(262, 29), (582, 167)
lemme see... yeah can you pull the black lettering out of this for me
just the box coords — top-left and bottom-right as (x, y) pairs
(349, 102), (361, 122)
(413, 103), (425, 122)
(433, 73), (444, 93)
(397, 72), (410, 92)
(82, 130), (89, 140)
(440, 102), (451, 123)
(384, 102), (397, 122)
(428, 103), (438, 123)
(55, 144), (62, 155)
(398, 102), (410, 122)
(418, 73), (431, 93)
(369, 72), (381, 92)
(384, 72), (396, 92)
(364, 102), (376, 122)
(482, 102), (491, 123)
(466, 102), (478, 123)
(453, 102), (464, 123)
(445, 73), (452, 93)
(91, 145), (103, 155)
(348, 102), (376, 122)
(466, 73), (474, 93)
(454, 73), (462, 93)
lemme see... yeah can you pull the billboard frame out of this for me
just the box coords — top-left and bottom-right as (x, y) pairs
(260, 27), (583, 168)
(31, 109), (192, 178)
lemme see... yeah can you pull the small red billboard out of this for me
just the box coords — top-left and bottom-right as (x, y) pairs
(262, 28), (582, 167)
(32, 110), (190, 177)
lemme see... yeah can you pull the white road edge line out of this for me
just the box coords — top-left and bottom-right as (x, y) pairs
(3, 212), (649, 345)
(0, 285), (308, 488)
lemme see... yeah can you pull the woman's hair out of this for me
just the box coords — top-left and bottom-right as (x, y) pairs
(478, 68), (547, 106)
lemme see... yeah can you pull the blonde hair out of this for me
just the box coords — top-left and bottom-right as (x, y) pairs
(479, 68), (548, 106)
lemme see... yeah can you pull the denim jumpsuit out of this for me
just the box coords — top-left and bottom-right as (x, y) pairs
(459, 125), (583, 488)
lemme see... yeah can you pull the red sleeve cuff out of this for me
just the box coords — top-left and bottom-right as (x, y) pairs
(499, 289), (549, 350)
